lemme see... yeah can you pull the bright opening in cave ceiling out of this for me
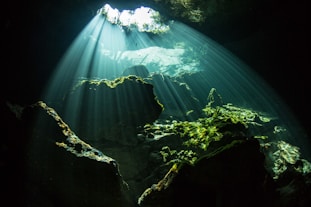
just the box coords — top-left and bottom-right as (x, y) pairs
(97, 4), (170, 34)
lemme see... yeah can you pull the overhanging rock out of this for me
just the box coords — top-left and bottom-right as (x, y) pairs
(8, 101), (134, 207)
(63, 75), (163, 146)
(6, 87), (311, 207)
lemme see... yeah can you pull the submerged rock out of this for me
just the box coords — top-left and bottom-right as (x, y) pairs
(6, 101), (133, 207)
(135, 95), (311, 207)
(138, 139), (274, 207)
(63, 75), (163, 145)
(147, 73), (202, 121)
(6, 88), (311, 207)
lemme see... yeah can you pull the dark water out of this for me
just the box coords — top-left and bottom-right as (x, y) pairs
(3, 1), (310, 206)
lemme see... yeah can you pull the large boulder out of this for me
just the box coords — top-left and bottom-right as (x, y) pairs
(63, 75), (163, 146)
(5, 101), (134, 207)
(5, 89), (311, 207)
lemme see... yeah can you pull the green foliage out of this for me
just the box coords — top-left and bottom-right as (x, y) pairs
(172, 120), (222, 151)
(160, 146), (197, 166)
(152, 88), (272, 166)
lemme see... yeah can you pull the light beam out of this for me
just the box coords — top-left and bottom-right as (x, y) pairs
(41, 3), (310, 157)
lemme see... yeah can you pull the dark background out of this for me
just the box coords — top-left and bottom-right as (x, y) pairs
(1, 1), (310, 206)
(3, 0), (309, 137)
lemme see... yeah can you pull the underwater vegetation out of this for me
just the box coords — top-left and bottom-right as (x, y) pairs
(62, 75), (163, 145)
(142, 87), (271, 165)
(7, 85), (311, 206)
(152, 0), (259, 23)
(137, 88), (311, 206)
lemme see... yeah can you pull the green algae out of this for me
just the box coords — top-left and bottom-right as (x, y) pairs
(71, 75), (147, 91)
(136, 88), (277, 203)
(142, 88), (272, 167)
(68, 75), (164, 114)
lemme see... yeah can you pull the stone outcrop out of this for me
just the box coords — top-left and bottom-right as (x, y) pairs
(63, 75), (163, 146)
(6, 85), (311, 207)
(6, 101), (134, 207)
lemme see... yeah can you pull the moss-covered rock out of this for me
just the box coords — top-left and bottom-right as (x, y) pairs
(6, 101), (133, 207)
(63, 75), (163, 145)
(6, 88), (310, 207)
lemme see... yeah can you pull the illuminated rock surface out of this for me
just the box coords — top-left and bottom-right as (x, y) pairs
(62, 76), (163, 146)
(91, 45), (201, 77)
(6, 87), (311, 207)
(138, 139), (270, 207)
(6, 101), (133, 207)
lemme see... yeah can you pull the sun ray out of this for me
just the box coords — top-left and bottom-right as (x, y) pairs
(39, 3), (310, 157)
